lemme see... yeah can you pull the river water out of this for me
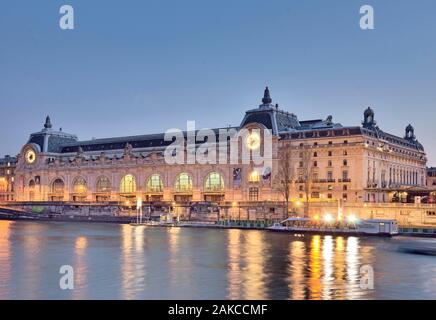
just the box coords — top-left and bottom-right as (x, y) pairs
(0, 220), (435, 300)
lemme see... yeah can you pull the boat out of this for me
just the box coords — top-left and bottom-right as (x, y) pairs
(130, 220), (160, 226)
(267, 217), (399, 236)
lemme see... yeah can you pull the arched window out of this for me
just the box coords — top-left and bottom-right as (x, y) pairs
(204, 172), (224, 192)
(73, 177), (87, 194)
(248, 170), (260, 183)
(96, 176), (111, 193)
(120, 174), (136, 193)
(147, 174), (163, 193)
(174, 173), (192, 192)
(29, 180), (35, 189)
(52, 179), (65, 194)
(0, 178), (8, 192)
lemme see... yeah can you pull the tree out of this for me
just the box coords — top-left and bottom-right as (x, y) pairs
(274, 147), (294, 219)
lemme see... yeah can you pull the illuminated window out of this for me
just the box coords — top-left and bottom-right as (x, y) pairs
(0, 178), (7, 192)
(120, 174), (136, 193)
(248, 171), (260, 183)
(96, 176), (111, 193)
(175, 173), (192, 192)
(73, 177), (87, 194)
(52, 179), (65, 194)
(147, 174), (163, 193)
(204, 172), (224, 192)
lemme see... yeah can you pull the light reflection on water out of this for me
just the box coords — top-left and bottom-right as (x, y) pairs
(0, 221), (436, 300)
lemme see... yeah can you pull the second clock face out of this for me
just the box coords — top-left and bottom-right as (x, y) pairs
(25, 149), (36, 164)
(246, 132), (261, 150)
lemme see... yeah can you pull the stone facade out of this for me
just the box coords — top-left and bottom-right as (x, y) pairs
(0, 155), (16, 202)
(427, 167), (436, 187)
(11, 88), (431, 218)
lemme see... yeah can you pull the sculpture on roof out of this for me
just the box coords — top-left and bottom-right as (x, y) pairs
(362, 107), (376, 129)
(261, 87), (272, 105)
(124, 143), (133, 157)
(405, 124), (416, 141)
(44, 116), (52, 129)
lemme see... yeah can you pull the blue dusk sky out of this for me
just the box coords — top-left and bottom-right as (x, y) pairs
(0, 0), (435, 164)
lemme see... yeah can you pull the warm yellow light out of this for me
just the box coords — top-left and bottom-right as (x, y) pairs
(246, 132), (261, 150)
(249, 170), (260, 183)
(347, 214), (357, 223)
(137, 197), (142, 208)
(25, 149), (36, 164)
(296, 201), (302, 207)
(323, 213), (334, 223)
(313, 215), (319, 221)
(232, 201), (237, 207)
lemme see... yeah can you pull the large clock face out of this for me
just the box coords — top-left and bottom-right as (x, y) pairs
(246, 132), (261, 150)
(25, 149), (36, 164)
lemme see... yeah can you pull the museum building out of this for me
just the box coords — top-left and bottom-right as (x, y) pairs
(11, 88), (428, 209)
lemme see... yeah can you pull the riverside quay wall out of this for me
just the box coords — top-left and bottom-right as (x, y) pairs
(2, 201), (436, 227)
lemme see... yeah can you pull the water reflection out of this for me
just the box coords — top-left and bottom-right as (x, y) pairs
(309, 235), (322, 299)
(73, 237), (88, 299)
(1, 221), (436, 299)
(227, 229), (243, 299)
(0, 221), (13, 299)
(243, 231), (268, 299)
(120, 225), (146, 299)
(287, 240), (306, 299)
(346, 237), (360, 299)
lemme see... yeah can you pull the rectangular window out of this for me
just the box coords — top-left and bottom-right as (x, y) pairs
(249, 187), (259, 201)
(342, 170), (349, 180)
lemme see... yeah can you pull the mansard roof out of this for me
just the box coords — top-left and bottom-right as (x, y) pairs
(0, 156), (17, 165)
(60, 127), (238, 154)
(24, 89), (425, 155)
(362, 126), (424, 151)
(280, 125), (424, 152)
(240, 88), (342, 134)
(27, 117), (78, 153)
